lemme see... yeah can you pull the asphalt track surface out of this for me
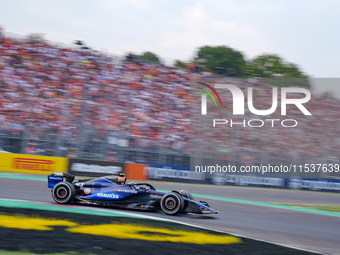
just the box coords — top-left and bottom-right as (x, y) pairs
(1, 175), (340, 255)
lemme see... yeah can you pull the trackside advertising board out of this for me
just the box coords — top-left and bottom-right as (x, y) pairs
(0, 152), (68, 175)
(68, 158), (125, 177)
(145, 163), (207, 183)
(208, 174), (340, 192)
(208, 174), (286, 188)
(141, 160), (340, 193)
(287, 177), (340, 193)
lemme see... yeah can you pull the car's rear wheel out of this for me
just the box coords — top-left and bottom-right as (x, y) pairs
(52, 182), (76, 204)
(160, 192), (184, 215)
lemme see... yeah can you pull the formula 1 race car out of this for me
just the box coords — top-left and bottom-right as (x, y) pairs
(47, 172), (218, 215)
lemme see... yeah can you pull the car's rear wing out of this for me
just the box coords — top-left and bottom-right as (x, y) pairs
(48, 172), (75, 189)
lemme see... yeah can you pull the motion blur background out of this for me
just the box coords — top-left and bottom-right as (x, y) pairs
(0, 0), (339, 178)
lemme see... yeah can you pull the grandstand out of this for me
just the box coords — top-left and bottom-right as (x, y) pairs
(0, 31), (339, 176)
(0, 31), (190, 166)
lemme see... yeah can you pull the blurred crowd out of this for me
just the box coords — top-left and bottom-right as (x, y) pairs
(0, 31), (339, 165)
(0, 33), (191, 156)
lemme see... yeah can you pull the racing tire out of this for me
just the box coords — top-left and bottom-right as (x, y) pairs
(179, 190), (194, 214)
(52, 182), (76, 204)
(180, 190), (194, 200)
(160, 192), (184, 215)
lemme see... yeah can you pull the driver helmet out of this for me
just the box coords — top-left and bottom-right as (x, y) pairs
(117, 172), (126, 184)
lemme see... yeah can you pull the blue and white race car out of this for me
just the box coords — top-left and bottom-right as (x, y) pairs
(48, 172), (218, 215)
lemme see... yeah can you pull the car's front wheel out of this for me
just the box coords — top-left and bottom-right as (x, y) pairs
(180, 190), (195, 200)
(160, 192), (184, 215)
(52, 182), (76, 204)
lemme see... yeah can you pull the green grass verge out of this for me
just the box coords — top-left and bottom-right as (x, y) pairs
(273, 204), (340, 213)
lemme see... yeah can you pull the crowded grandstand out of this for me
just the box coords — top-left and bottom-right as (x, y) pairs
(0, 31), (339, 173)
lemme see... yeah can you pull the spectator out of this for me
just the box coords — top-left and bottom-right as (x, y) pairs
(0, 31), (338, 166)
(24, 143), (39, 155)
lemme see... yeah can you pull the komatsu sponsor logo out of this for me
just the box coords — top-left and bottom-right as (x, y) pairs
(97, 193), (119, 199)
(115, 189), (137, 193)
